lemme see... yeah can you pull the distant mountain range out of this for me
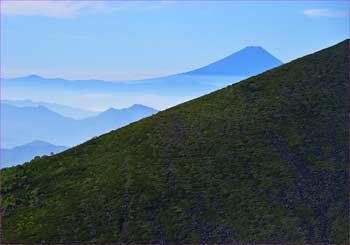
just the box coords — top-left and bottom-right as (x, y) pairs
(1, 103), (158, 149)
(2, 46), (283, 110)
(2, 99), (97, 119)
(1, 141), (68, 168)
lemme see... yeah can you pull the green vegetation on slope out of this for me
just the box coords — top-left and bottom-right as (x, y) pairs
(1, 40), (349, 243)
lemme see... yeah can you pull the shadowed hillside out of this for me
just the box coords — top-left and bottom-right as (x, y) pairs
(1, 40), (349, 243)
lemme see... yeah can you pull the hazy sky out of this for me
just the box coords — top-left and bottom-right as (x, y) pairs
(2, 0), (349, 81)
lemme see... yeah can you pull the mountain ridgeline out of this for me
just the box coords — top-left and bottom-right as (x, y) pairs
(1, 103), (158, 148)
(184, 46), (283, 76)
(1, 40), (349, 243)
(2, 99), (97, 119)
(1, 141), (68, 168)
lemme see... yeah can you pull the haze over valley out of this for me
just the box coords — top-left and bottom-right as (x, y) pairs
(1, 46), (282, 167)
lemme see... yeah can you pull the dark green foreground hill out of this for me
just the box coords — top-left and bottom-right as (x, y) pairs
(2, 40), (349, 244)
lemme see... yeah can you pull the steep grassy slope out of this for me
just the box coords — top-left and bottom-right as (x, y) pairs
(1, 40), (349, 244)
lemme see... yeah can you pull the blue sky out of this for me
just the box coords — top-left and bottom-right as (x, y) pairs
(1, 0), (349, 81)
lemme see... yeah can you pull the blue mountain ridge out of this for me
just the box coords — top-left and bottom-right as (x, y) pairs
(1, 103), (158, 149)
(2, 99), (97, 119)
(1, 140), (68, 168)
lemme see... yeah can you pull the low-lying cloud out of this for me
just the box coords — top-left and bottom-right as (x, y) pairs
(1, 1), (91, 18)
(303, 8), (347, 18)
(1, 1), (167, 19)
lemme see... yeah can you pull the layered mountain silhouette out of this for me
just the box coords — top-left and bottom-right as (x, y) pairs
(2, 99), (97, 119)
(1, 141), (68, 168)
(2, 46), (283, 109)
(1, 103), (158, 148)
(2, 40), (348, 243)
